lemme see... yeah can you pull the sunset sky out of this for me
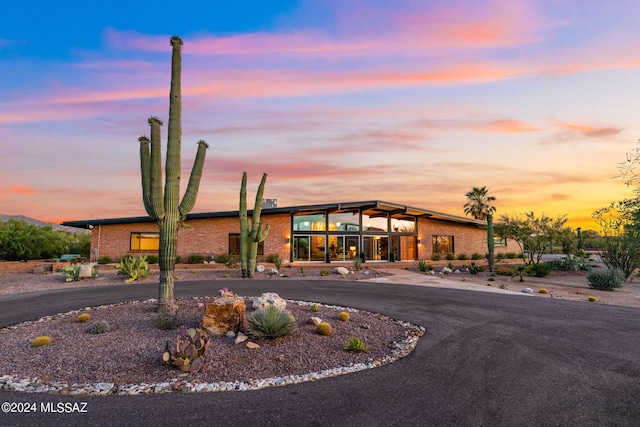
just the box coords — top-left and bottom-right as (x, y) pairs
(2, 0), (640, 230)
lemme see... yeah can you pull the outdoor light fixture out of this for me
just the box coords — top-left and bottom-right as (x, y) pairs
(417, 239), (422, 245)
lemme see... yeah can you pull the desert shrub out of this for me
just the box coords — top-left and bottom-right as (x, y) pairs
(31, 336), (52, 347)
(496, 253), (506, 260)
(344, 337), (367, 353)
(214, 252), (238, 268)
(468, 262), (485, 275)
(89, 321), (111, 334)
(146, 255), (159, 264)
(320, 268), (329, 276)
(538, 288), (549, 294)
(506, 252), (519, 259)
(338, 311), (350, 322)
(266, 253), (283, 270)
(525, 262), (552, 277)
(77, 313), (91, 323)
(499, 284), (508, 290)
(310, 303), (320, 313)
(445, 253), (455, 260)
(431, 253), (441, 261)
(175, 256), (182, 264)
(316, 322), (332, 336)
(61, 263), (81, 282)
(115, 255), (149, 283)
(471, 252), (483, 260)
(495, 267), (513, 276)
(457, 253), (468, 261)
(587, 268), (624, 291)
(188, 253), (205, 264)
(352, 257), (362, 271)
(546, 256), (588, 271)
(414, 259), (433, 272)
(488, 277), (495, 281)
(248, 306), (296, 339)
(97, 256), (112, 265)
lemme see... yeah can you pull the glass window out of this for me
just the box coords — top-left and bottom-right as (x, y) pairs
(362, 214), (388, 232)
(329, 212), (359, 231)
(363, 236), (388, 261)
(432, 235), (454, 254)
(391, 218), (416, 233)
(293, 213), (326, 231)
(494, 237), (507, 247)
(130, 232), (160, 251)
(229, 233), (264, 256)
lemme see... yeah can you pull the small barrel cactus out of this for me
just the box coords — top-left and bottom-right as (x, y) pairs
(344, 337), (367, 353)
(588, 296), (598, 302)
(31, 336), (52, 347)
(89, 321), (111, 334)
(338, 311), (350, 322)
(77, 313), (91, 323)
(310, 303), (320, 313)
(316, 322), (332, 336)
(539, 288), (549, 294)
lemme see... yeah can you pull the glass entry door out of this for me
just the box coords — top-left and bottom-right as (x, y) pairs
(328, 235), (360, 261)
(363, 236), (388, 261)
(294, 235), (326, 261)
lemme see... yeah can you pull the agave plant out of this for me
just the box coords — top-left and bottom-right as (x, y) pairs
(163, 326), (210, 373)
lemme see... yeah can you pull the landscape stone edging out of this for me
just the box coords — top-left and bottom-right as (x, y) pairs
(0, 298), (425, 396)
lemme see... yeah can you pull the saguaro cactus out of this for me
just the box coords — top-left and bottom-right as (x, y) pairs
(139, 36), (208, 314)
(239, 172), (270, 278)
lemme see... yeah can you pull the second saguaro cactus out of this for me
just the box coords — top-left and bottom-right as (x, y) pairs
(139, 36), (208, 314)
(239, 172), (270, 278)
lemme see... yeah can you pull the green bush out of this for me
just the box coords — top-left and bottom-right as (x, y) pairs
(266, 253), (283, 270)
(457, 253), (468, 261)
(546, 256), (588, 271)
(414, 259), (433, 272)
(248, 306), (296, 339)
(344, 337), (367, 353)
(496, 253), (506, 260)
(175, 255), (183, 264)
(525, 262), (552, 277)
(146, 255), (159, 264)
(89, 321), (111, 334)
(587, 268), (624, 291)
(471, 253), (483, 260)
(214, 252), (238, 267)
(445, 253), (455, 260)
(431, 253), (441, 261)
(188, 253), (205, 264)
(97, 256), (112, 265)
(115, 255), (149, 283)
(468, 262), (485, 275)
(506, 252), (519, 259)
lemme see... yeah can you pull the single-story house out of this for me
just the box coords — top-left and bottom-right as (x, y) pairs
(62, 200), (519, 263)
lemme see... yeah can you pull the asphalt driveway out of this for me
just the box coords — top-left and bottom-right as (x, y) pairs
(1, 280), (639, 427)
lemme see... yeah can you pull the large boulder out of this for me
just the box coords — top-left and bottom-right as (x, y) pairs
(201, 297), (246, 336)
(252, 292), (287, 311)
(334, 266), (349, 275)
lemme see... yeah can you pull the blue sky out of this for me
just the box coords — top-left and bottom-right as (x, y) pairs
(2, 0), (640, 228)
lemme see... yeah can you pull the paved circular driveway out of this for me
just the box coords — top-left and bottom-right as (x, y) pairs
(1, 280), (639, 426)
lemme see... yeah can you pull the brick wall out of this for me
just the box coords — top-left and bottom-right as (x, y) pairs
(90, 214), (291, 262)
(417, 218), (520, 259)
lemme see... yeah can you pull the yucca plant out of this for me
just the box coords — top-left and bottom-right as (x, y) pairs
(247, 305), (296, 339)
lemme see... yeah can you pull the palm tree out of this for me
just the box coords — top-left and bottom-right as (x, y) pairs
(464, 187), (496, 220)
(464, 187), (497, 272)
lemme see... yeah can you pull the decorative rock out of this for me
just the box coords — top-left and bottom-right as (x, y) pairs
(246, 342), (260, 349)
(441, 267), (452, 274)
(267, 268), (279, 276)
(79, 263), (94, 278)
(335, 266), (349, 275)
(522, 288), (533, 294)
(256, 265), (265, 273)
(226, 331), (236, 338)
(252, 292), (286, 311)
(201, 297), (246, 336)
(453, 269), (461, 274)
(308, 316), (323, 326)
(235, 332), (248, 344)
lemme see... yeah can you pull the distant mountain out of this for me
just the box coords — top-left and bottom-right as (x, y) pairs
(0, 215), (89, 234)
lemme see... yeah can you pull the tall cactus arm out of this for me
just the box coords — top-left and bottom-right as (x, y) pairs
(148, 117), (165, 220)
(251, 173), (268, 226)
(139, 136), (155, 220)
(239, 172), (249, 276)
(179, 140), (209, 217)
(164, 36), (183, 219)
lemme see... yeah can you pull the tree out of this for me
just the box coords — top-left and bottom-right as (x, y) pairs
(592, 192), (640, 280)
(494, 212), (569, 264)
(139, 36), (208, 315)
(463, 187), (496, 221)
(464, 186), (497, 271)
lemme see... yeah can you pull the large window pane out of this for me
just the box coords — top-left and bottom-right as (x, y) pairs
(329, 212), (359, 231)
(432, 235), (454, 254)
(391, 219), (415, 233)
(363, 236), (388, 260)
(130, 232), (159, 251)
(229, 233), (263, 256)
(293, 214), (326, 231)
(310, 235), (326, 261)
(362, 214), (388, 232)
(328, 236), (344, 261)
